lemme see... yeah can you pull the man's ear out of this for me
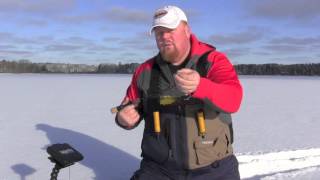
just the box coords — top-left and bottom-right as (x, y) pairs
(184, 25), (191, 38)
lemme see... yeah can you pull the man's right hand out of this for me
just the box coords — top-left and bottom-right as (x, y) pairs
(117, 97), (140, 128)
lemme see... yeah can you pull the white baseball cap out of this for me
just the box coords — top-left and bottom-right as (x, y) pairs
(150, 5), (188, 34)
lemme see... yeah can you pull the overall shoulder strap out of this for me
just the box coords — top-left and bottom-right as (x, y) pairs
(196, 50), (214, 77)
(195, 50), (235, 144)
(143, 60), (162, 113)
(147, 62), (161, 97)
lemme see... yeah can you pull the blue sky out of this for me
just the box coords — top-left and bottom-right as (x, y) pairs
(0, 0), (319, 65)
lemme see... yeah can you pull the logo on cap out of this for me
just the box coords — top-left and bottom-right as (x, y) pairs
(154, 10), (168, 19)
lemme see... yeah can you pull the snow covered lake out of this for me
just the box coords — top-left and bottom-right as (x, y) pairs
(0, 74), (320, 180)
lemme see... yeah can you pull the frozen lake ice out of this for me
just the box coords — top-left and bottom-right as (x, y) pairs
(0, 74), (320, 179)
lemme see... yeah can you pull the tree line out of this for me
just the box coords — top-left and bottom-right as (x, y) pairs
(0, 60), (139, 74)
(1, 59), (320, 75)
(234, 63), (320, 76)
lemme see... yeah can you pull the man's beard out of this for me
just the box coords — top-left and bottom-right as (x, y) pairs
(160, 46), (179, 62)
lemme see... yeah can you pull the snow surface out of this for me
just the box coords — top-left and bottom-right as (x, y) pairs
(0, 74), (320, 180)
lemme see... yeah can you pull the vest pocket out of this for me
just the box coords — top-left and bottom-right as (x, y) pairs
(142, 133), (169, 164)
(193, 130), (228, 165)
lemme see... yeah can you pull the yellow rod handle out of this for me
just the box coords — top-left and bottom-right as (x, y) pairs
(153, 111), (161, 133)
(197, 111), (206, 136)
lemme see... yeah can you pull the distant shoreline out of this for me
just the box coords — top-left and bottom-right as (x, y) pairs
(1, 60), (320, 76)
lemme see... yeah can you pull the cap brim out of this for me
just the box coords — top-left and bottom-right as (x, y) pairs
(149, 23), (179, 35)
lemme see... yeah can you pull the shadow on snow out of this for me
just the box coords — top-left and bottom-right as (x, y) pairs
(35, 123), (140, 180)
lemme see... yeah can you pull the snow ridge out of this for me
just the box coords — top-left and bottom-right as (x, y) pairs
(238, 148), (320, 179)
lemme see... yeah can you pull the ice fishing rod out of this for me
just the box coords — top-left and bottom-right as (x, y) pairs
(110, 99), (141, 114)
(111, 95), (206, 137)
(110, 95), (192, 114)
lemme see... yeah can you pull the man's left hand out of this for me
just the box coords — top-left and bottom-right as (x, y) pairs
(174, 68), (200, 94)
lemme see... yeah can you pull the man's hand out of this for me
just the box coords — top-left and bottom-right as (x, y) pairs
(117, 97), (140, 128)
(174, 68), (200, 94)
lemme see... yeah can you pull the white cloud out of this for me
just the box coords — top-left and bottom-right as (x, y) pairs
(0, 49), (33, 56)
(242, 0), (320, 20)
(55, 6), (150, 25)
(265, 35), (320, 55)
(0, 32), (37, 44)
(45, 44), (84, 52)
(269, 36), (320, 45)
(63, 37), (94, 45)
(263, 44), (305, 53)
(209, 27), (265, 45)
(223, 48), (251, 58)
(104, 7), (150, 23)
(0, 0), (75, 14)
(17, 19), (48, 27)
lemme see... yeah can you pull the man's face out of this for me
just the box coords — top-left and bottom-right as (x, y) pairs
(154, 22), (190, 64)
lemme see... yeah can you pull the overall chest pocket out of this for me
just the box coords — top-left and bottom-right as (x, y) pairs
(185, 104), (233, 169)
(193, 127), (229, 165)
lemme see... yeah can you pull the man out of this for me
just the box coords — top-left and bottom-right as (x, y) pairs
(116, 5), (243, 180)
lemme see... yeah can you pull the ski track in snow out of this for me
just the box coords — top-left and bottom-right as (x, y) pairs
(238, 148), (320, 179)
